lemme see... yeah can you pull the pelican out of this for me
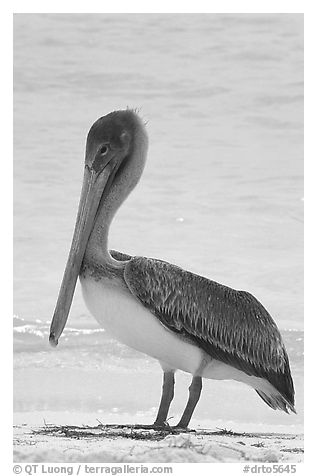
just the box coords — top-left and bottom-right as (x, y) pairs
(49, 109), (295, 429)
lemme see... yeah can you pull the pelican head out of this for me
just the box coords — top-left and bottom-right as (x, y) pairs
(49, 110), (148, 346)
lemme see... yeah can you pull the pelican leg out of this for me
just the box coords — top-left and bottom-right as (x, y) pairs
(175, 375), (202, 429)
(154, 370), (175, 428)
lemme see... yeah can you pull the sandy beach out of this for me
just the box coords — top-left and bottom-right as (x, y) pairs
(13, 414), (303, 463)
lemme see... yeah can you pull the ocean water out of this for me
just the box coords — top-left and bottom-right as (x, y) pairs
(14, 14), (303, 429)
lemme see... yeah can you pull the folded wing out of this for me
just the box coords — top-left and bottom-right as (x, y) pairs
(123, 255), (295, 413)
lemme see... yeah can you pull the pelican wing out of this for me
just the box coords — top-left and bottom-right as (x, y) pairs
(124, 256), (295, 411)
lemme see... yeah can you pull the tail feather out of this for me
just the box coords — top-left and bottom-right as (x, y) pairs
(264, 349), (295, 409)
(255, 389), (296, 414)
(256, 346), (296, 414)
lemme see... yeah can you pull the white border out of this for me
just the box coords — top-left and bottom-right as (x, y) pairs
(4, 3), (312, 473)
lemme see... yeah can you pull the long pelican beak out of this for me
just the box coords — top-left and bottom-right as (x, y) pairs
(49, 160), (115, 347)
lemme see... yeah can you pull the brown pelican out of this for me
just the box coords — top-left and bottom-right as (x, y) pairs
(49, 109), (295, 429)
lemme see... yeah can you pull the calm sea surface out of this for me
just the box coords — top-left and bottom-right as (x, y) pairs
(14, 14), (303, 428)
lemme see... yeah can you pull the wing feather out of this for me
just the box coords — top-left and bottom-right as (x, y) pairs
(124, 255), (295, 408)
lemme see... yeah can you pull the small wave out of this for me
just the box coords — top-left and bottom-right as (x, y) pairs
(64, 327), (105, 336)
(13, 315), (26, 326)
(14, 325), (46, 339)
(13, 314), (109, 352)
(13, 315), (145, 363)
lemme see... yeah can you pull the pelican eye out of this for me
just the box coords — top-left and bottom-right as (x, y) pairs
(99, 144), (110, 156)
